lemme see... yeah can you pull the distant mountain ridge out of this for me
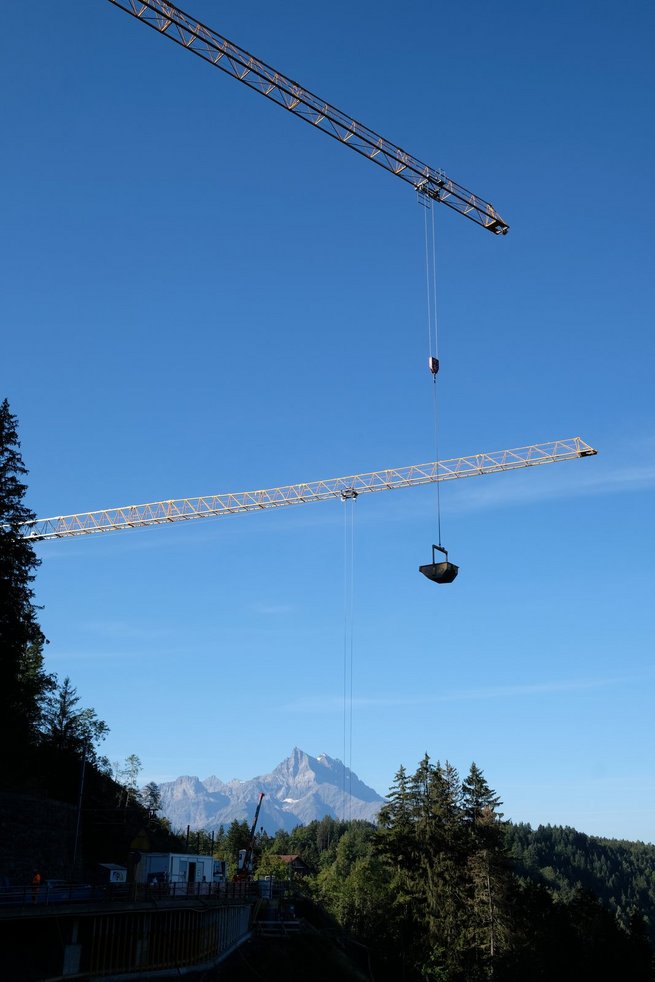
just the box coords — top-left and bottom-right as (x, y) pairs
(158, 748), (386, 834)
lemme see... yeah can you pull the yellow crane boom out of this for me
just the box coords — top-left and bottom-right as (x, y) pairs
(19, 438), (596, 542)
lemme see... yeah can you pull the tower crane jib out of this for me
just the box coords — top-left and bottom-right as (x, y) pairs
(18, 438), (596, 542)
(105, 0), (509, 234)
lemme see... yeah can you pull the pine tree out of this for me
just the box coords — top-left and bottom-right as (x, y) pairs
(378, 756), (471, 979)
(378, 765), (414, 863)
(224, 819), (251, 874)
(461, 763), (511, 976)
(462, 762), (503, 827)
(0, 399), (53, 757)
(141, 781), (163, 815)
(377, 763), (423, 941)
(422, 761), (471, 978)
(40, 675), (109, 760)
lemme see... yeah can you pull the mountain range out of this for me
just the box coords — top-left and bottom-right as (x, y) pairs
(158, 748), (386, 834)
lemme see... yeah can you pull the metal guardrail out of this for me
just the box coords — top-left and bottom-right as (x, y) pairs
(0, 882), (95, 908)
(0, 879), (258, 909)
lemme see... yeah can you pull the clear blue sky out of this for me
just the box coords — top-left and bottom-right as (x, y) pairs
(2, 1), (653, 841)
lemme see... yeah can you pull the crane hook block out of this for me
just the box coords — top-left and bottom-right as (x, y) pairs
(419, 544), (459, 584)
(428, 356), (440, 375)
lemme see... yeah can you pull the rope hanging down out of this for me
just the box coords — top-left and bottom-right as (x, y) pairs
(421, 196), (443, 547)
(341, 489), (357, 822)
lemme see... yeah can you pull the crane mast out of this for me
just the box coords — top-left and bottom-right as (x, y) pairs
(105, 0), (509, 234)
(19, 438), (596, 542)
(235, 792), (265, 880)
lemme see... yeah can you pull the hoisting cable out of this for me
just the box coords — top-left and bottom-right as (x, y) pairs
(422, 198), (443, 547)
(341, 488), (357, 822)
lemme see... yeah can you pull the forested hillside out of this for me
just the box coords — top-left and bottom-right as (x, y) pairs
(3, 398), (654, 980)
(507, 822), (655, 935)
(0, 398), (182, 879)
(244, 756), (655, 982)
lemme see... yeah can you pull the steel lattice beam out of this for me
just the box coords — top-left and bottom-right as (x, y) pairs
(18, 438), (596, 541)
(105, 0), (509, 234)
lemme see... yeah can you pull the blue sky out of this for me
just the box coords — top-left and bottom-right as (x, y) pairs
(2, 0), (653, 842)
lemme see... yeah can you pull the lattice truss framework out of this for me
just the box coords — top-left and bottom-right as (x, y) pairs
(106, 0), (509, 234)
(19, 439), (596, 541)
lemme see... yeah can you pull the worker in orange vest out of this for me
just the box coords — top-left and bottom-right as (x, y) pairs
(32, 870), (41, 904)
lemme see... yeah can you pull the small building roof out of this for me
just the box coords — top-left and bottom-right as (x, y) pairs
(277, 854), (310, 870)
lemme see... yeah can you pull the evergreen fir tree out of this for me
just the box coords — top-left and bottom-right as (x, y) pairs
(141, 781), (163, 814)
(378, 765), (414, 864)
(462, 762), (504, 826)
(40, 675), (109, 760)
(0, 399), (53, 759)
(461, 763), (512, 977)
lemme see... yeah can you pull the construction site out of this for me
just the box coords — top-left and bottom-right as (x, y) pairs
(1, 1), (653, 978)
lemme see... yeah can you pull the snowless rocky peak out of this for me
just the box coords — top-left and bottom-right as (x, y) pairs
(202, 776), (227, 794)
(170, 775), (207, 798)
(273, 748), (323, 787)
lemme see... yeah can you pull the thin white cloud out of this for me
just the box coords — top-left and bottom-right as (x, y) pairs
(449, 460), (655, 514)
(282, 674), (642, 713)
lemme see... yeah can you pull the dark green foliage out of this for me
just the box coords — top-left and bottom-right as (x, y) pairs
(78, 765), (184, 872)
(0, 401), (182, 875)
(279, 758), (655, 982)
(8, 739), (184, 877)
(140, 781), (163, 814)
(506, 822), (655, 942)
(498, 883), (654, 982)
(1, 401), (652, 976)
(39, 675), (109, 763)
(301, 756), (514, 980)
(182, 827), (219, 856)
(462, 761), (503, 825)
(264, 816), (351, 872)
(297, 821), (392, 976)
(0, 399), (54, 759)
(217, 819), (252, 872)
(279, 821), (324, 870)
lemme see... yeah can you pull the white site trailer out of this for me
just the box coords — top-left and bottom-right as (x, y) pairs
(136, 853), (227, 890)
